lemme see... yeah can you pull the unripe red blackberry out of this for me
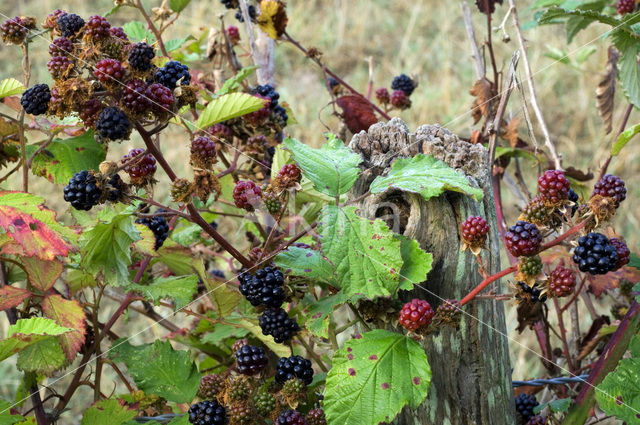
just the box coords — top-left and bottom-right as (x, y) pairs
(79, 98), (104, 128)
(1, 17), (30, 45)
(146, 83), (175, 114)
(57, 13), (85, 38)
(548, 265), (576, 297)
(47, 56), (73, 79)
(399, 298), (434, 331)
(375, 87), (390, 104)
(233, 180), (262, 211)
(618, 0), (636, 14)
(226, 25), (240, 43)
(121, 79), (151, 115)
(390, 90), (411, 109)
(245, 94), (271, 123)
(122, 148), (156, 182)
(49, 37), (74, 56)
(276, 410), (308, 425)
(505, 221), (542, 257)
(128, 42), (155, 72)
(84, 15), (111, 40)
(537, 169), (570, 205)
(276, 163), (302, 188)
(198, 374), (225, 399)
(592, 174), (626, 206)
(109, 26), (128, 41)
(229, 403), (253, 424)
(518, 255), (543, 277)
(610, 238), (630, 271)
(520, 197), (553, 226)
(306, 408), (327, 425)
(94, 58), (126, 84)
(191, 136), (217, 168)
(20, 84), (51, 115)
(234, 344), (268, 375)
(460, 216), (489, 249)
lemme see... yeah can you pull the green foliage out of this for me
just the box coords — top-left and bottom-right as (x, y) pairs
(0, 400), (24, 425)
(398, 235), (433, 290)
(274, 246), (334, 287)
(195, 93), (267, 130)
(108, 340), (201, 404)
(283, 135), (362, 197)
(122, 21), (156, 43)
(126, 275), (198, 310)
(301, 292), (351, 338)
(80, 399), (137, 425)
(325, 330), (431, 425)
(0, 78), (25, 98)
(612, 123), (640, 156)
(16, 337), (67, 376)
(369, 154), (483, 201)
(169, 0), (191, 13)
(534, 398), (572, 414)
(217, 66), (260, 96)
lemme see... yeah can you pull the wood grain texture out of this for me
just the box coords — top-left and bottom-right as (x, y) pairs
(348, 119), (516, 425)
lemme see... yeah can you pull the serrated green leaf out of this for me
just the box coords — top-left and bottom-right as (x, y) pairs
(0, 400), (24, 425)
(165, 35), (195, 53)
(535, 397), (572, 414)
(8, 317), (72, 337)
(205, 279), (240, 317)
(234, 318), (291, 357)
(595, 356), (640, 423)
(126, 275), (198, 310)
(195, 93), (267, 130)
(317, 206), (403, 298)
(81, 399), (137, 425)
(122, 21), (156, 44)
(16, 337), (67, 375)
(612, 123), (640, 155)
(218, 66), (260, 96)
(612, 29), (640, 108)
(274, 247), (334, 286)
(80, 211), (141, 287)
(630, 334), (640, 357)
(108, 340), (201, 403)
(283, 135), (362, 197)
(169, 0), (191, 12)
(201, 322), (249, 344)
(153, 241), (205, 276)
(25, 131), (106, 184)
(370, 154), (483, 202)
(325, 330), (431, 425)
(397, 236), (432, 291)
(0, 78), (25, 99)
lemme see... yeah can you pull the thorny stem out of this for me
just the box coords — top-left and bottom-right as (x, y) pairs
(598, 102), (633, 180)
(460, 264), (517, 306)
(553, 297), (575, 373)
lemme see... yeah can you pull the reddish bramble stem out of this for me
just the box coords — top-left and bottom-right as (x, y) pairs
(460, 264), (516, 306)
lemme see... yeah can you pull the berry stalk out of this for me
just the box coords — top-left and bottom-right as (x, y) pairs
(459, 264), (517, 306)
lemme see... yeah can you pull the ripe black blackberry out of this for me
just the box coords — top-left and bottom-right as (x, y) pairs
(505, 221), (542, 257)
(239, 266), (285, 308)
(235, 5), (257, 22)
(136, 213), (170, 250)
(252, 84), (280, 108)
(63, 170), (102, 211)
(105, 173), (126, 202)
(188, 400), (226, 425)
(48, 37), (74, 56)
(537, 169), (570, 205)
(573, 233), (619, 275)
(1, 17), (29, 45)
(592, 174), (626, 206)
(198, 374), (225, 399)
(128, 42), (155, 72)
(20, 84), (51, 115)
(259, 308), (299, 343)
(57, 13), (85, 37)
(234, 344), (268, 375)
(155, 61), (191, 89)
(253, 389), (276, 417)
(146, 83), (175, 114)
(517, 282), (547, 303)
(96, 107), (131, 141)
(609, 238), (630, 271)
(122, 79), (151, 115)
(276, 410), (308, 425)
(275, 355), (314, 385)
(94, 58), (127, 84)
(618, 0), (636, 14)
(272, 105), (289, 128)
(210, 269), (226, 279)
(391, 74), (416, 96)
(514, 393), (539, 422)
(47, 56), (73, 79)
(306, 409), (326, 425)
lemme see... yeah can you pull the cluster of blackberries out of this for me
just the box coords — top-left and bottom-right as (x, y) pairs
(251, 84), (289, 127)
(234, 344), (268, 375)
(514, 393), (539, 422)
(375, 74), (416, 109)
(517, 281), (547, 303)
(239, 266), (286, 308)
(259, 307), (299, 343)
(136, 213), (170, 250)
(572, 233), (619, 275)
(188, 400), (226, 425)
(275, 355), (314, 385)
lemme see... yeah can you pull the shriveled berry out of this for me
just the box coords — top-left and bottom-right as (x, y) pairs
(48, 37), (74, 56)
(233, 180), (262, 211)
(188, 400), (226, 425)
(592, 174), (626, 206)
(548, 265), (576, 297)
(375, 87), (390, 104)
(1, 17), (29, 44)
(460, 216), (489, 248)
(235, 344), (268, 375)
(275, 355), (314, 385)
(505, 221), (542, 257)
(121, 79), (151, 115)
(96, 106), (131, 140)
(573, 233), (619, 275)
(537, 169), (570, 205)
(94, 58), (126, 84)
(63, 170), (102, 211)
(20, 84), (51, 115)
(121, 148), (156, 180)
(84, 15), (110, 40)
(47, 56), (73, 79)
(128, 42), (155, 71)
(435, 299), (460, 322)
(610, 238), (630, 271)
(259, 307), (299, 343)
(517, 281), (548, 303)
(390, 89), (411, 109)
(226, 25), (240, 43)
(57, 13), (85, 37)
(391, 74), (416, 96)
(399, 298), (435, 332)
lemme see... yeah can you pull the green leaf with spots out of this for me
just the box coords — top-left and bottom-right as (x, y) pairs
(108, 340), (201, 403)
(370, 154), (483, 201)
(325, 330), (431, 425)
(126, 275), (198, 310)
(195, 93), (267, 130)
(301, 292), (352, 338)
(17, 337), (67, 376)
(274, 246), (334, 287)
(81, 399), (137, 425)
(283, 135), (362, 197)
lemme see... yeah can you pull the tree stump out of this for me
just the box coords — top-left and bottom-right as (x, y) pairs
(348, 118), (516, 425)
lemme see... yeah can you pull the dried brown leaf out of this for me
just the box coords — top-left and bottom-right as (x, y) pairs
(475, 0), (504, 14)
(469, 78), (492, 124)
(596, 47), (620, 135)
(503, 118), (520, 148)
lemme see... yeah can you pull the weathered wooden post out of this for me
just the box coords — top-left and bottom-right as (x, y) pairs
(348, 118), (516, 424)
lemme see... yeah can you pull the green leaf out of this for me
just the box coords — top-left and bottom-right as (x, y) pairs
(629, 252), (640, 270)
(16, 337), (67, 375)
(634, 282), (640, 302)
(205, 279), (240, 317)
(195, 93), (267, 130)
(126, 275), (198, 310)
(612, 29), (640, 108)
(612, 123), (640, 155)
(274, 247), (334, 287)
(549, 398), (572, 412)
(201, 322), (249, 343)
(25, 131), (106, 184)
(595, 356), (640, 423)
(81, 399), (137, 425)
(283, 135), (362, 197)
(0, 78), (25, 99)
(370, 154), (483, 201)
(218, 66), (260, 96)
(317, 206), (403, 298)
(397, 236), (432, 291)
(302, 292), (351, 338)
(575, 45), (597, 65)
(167, 416), (189, 425)
(8, 317), (72, 337)
(565, 0), (612, 43)
(80, 211), (141, 287)
(169, 0), (191, 12)
(108, 340), (201, 403)
(234, 318), (291, 357)
(0, 400), (24, 425)
(325, 330), (431, 425)
(165, 36), (195, 53)
(122, 21), (156, 44)
(493, 146), (541, 163)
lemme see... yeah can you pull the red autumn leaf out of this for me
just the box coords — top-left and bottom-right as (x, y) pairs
(21, 257), (64, 292)
(589, 266), (640, 297)
(0, 285), (31, 311)
(42, 295), (86, 361)
(336, 95), (379, 134)
(0, 191), (71, 260)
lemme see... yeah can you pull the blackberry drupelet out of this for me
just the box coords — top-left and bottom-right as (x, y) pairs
(48, 37), (74, 56)
(573, 233), (618, 275)
(155, 61), (191, 89)
(618, 0), (636, 14)
(57, 13), (85, 37)
(259, 308), (299, 343)
(136, 214), (170, 250)
(188, 400), (226, 425)
(460, 215), (489, 249)
(391, 74), (416, 96)
(399, 298), (435, 331)
(128, 42), (155, 71)
(94, 58), (126, 83)
(121, 79), (151, 115)
(63, 170), (102, 211)
(96, 106), (131, 140)
(275, 355), (314, 385)
(537, 169), (570, 204)
(592, 174), (626, 206)
(609, 238), (630, 271)
(514, 393), (539, 422)
(198, 374), (225, 400)
(548, 265), (576, 297)
(276, 410), (308, 425)
(20, 84), (51, 115)
(306, 408), (327, 425)
(234, 344), (268, 375)
(505, 221), (542, 257)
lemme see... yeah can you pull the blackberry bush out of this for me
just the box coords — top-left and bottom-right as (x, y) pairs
(505, 221), (542, 257)
(259, 308), (299, 343)
(275, 355), (314, 385)
(234, 344), (268, 375)
(573, 233), (619, 275)
(188, 400), (226, 425)
(63, 170), (102, 211)
(399, 298), (435, 331)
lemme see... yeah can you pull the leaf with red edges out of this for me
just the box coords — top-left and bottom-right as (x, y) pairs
(42, 295), (86, 361)
(21, 257), (64, 292)
(336, 95), (378, 133)
(0, 286), (31, 311)
(590, 266), (640, 297)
